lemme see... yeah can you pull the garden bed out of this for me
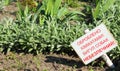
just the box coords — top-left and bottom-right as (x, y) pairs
(0, 0), (120, 71)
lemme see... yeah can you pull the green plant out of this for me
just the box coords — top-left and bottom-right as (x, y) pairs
(43, 69), (48, 71)
(0, 0), (119, 63)
(0, 0), (14, 6)
(15, 58), (25, 70)
(0, 18), (17, 53)
(93, 0), (120, 59)
(86, 0), (120, 65)
(64, 0), (79, 8)
(37, 0), (84, 23)
(16, 2), (31, 23)
(33, 57), (41, 70)
(16, 0), (84, 26)
(3, 0), (10, 5)
(0, 16), (87, 54)
(89, 67), (94, 71)
(0, 0), (4, 9)
(92, 0), (116, 19)
(0, 0), (8, 10)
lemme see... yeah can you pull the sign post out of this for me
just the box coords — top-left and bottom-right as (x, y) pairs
(102, 54), (115, 68)
(71, 24), (118, 68)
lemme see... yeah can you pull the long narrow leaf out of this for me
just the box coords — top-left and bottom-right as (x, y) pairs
(102, 0), (116, 13)
(53, 0), (62, 16)
(46, 0), (54, 16)
(92, 0), (116, 19)
(57, 7), (69, 19)
(92, 1), (101, 19)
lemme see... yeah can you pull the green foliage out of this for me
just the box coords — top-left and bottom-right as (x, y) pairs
(0, 16), (87, 54)
(89, 67), (94, 71)
(92, 0), (120, 60)
(16, 2), (31, 23)
(42, 0), (84, 22)
(0, 0), (119, 65)
(92, 0), (116, 19)
(0, 0), (14, 6)
(0, 0), (10, 10)
(0, 1), (3, 10)
(0, 0), (84, 54)
(16, 0), (84, 25)
(3, 0), (10, 5)
(44, 0), (62, 17)
(64, 0), (79, 8)
(39, 0), (84, 23)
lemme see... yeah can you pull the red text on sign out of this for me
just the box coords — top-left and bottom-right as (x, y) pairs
(81, 34), (104, 50)
(83, 41), (116, 62)
(77, 29), (101, 46)
(82, 38), (108, 56)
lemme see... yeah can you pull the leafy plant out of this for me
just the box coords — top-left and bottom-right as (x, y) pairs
(0, 0), (10, 10)
(38, 0), (84, 23)
(0, 0), (119, 64)
(0, 0), (83, 54)
(93, 0), (120, 59)
(0, 16), (87, 54)
(63, 0), (79, 8)
(92, 0), (116, 19)
(0, 0), (4, 10)
(89, 67), (94, 71)
(4, 0), (10, 5)
(16, 1), (36, 24)
(16, 0), (84, 26)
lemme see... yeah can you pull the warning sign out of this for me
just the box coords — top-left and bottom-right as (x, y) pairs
(71, 24), (118, 65)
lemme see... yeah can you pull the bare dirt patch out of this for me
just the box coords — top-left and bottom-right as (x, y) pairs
(0, 52), (107, 71)
(0, 52), (120, 71)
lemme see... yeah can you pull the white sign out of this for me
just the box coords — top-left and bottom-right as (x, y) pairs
(71, 24), (118, 65)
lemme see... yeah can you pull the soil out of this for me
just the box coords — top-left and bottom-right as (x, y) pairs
(0, 52), (120, 71)
(0, 2), (120, 71)
(0, 52), (105, 71)
(0, 2), (17, 21)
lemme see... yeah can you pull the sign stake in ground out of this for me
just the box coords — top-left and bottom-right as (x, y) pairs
(101, 53), (115, 68)
(71, 24), (118, 68)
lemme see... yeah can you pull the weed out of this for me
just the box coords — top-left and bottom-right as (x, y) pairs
(43, 69), (48, 71)
(89, 68), (94, 71)
(33, 57), (41, 70)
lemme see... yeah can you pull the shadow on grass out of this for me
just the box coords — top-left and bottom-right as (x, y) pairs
(45, 56), (84, 68)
